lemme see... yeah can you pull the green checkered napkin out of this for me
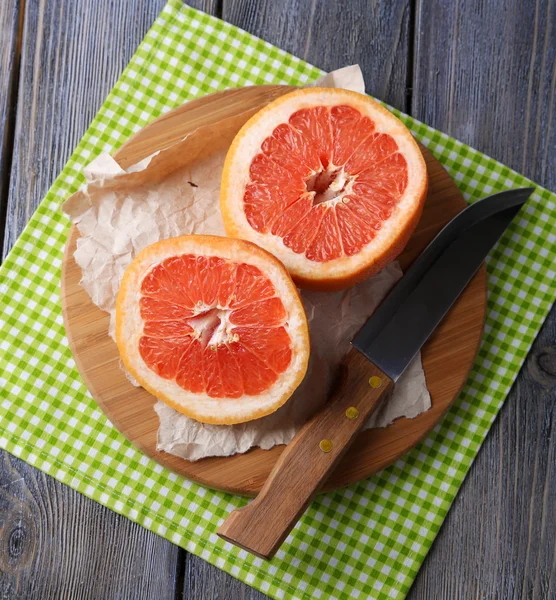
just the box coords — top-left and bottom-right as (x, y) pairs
(0, 1), (554, 598)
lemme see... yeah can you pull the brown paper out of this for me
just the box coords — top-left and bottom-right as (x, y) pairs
(63, 66), (431, 461)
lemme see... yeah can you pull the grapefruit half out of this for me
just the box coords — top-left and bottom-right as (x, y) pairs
(221, 88), (428, 290)
(116, 235), (309, 425)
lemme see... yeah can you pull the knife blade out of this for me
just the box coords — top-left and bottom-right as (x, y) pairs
(218, 187), (533, 560)
(353, 187), (534, 380)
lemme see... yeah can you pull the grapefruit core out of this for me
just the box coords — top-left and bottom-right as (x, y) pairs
(221, 88), (428, 290)
(116, 235), (310, 425)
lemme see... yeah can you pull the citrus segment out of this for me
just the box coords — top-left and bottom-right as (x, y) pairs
(289, 106), (333, 167)
(330, 105), (375, 165)
(270, 193), (313, 238)
(221, 88), (428, 290)
(116, 235), (309, 425)
(305, 208), (343, 262)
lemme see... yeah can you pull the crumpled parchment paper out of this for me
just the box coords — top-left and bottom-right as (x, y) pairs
(63, 65), (431, 461)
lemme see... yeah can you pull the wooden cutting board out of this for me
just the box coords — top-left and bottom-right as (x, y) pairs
(61, 85), (486, 496)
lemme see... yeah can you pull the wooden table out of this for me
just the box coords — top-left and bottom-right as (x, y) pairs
(0, 1), (554, 598)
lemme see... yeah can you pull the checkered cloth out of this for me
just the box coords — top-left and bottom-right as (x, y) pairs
(0, 2), (554, 599)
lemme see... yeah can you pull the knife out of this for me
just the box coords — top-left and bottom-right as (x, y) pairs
(217, 187), (534, 560)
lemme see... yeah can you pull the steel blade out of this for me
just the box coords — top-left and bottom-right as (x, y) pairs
(352, 188), (534, 381)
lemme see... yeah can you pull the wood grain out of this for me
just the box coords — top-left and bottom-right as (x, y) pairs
(0, 452), (181, 600)
(183, 553), (267, 600)
(223, 0), (413, 112)
(0, 1), (182, 599)
(218, 352), (394, 559)
(409, 1), (556, 598)
(0, 0), (22, 253)
(413, 0), (556, 192)
(61, 85), (486, 496)
(192, 0), (414, 589)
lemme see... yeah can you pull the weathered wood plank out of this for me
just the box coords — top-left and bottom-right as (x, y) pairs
(222, 0), (412, 111)
(0, 0), (22, 252)
(0, 452), (181, 600)
(413, 0), (555, 191)
(2, 0), (219, 258)
(182, 0), (413, 596)
(1, 1), (189, 598)
(409, 1), (556, 598)
(183, 553), (268, 600)
(408, 308), (556, 600)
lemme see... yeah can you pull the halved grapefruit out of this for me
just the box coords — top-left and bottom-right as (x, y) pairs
(116, 235), (309, 425)
(221, 88), (428, 290)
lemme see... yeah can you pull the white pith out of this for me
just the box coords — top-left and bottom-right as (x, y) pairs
(306, 165), (355, 206)
(188, 307), (238, 347)
(116, 236), (309, 425)
(221, 88), (427, 283)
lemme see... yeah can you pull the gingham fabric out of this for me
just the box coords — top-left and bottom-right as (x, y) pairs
(0, 2), (554, 599)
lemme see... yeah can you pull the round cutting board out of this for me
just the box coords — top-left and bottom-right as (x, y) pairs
(61, 86), (486, 496)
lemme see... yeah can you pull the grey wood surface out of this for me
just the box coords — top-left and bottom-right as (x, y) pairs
(409, 3), (556, 598)
(0, 0), (554, 599)
(1, 2), (183, 599)
(0, 0), (21, 254)
(222, 0), (412, 111)
(413, 0), (555, 190)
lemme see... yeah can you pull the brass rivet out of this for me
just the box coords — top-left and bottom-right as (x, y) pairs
(369, 375), (382, 389)
(319, 439), (333, 453)
(345, 407), (359, 420)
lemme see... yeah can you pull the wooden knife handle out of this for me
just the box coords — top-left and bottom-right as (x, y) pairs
(217, 348), (393, 559)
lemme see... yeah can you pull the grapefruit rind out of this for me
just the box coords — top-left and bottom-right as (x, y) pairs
(220, 87), (428, 291)
(116, 235), (310, 425)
